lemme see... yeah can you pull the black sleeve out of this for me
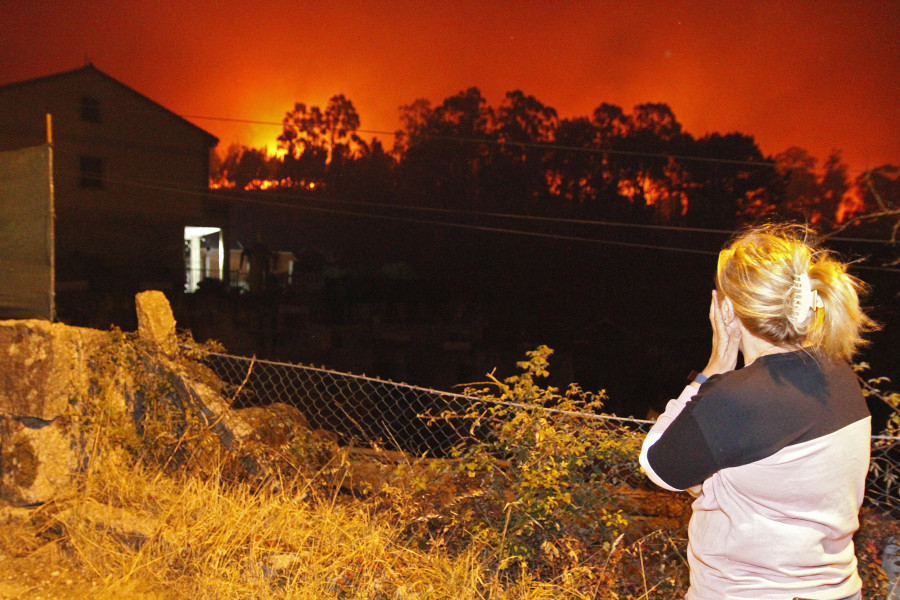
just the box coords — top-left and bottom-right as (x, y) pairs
(647, 407), (720, 489)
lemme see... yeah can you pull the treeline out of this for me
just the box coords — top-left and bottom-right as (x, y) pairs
(211, 88), (899, 233)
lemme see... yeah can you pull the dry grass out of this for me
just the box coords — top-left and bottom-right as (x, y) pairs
(0, 335), (630, 599)
(0, 444), (605, 600)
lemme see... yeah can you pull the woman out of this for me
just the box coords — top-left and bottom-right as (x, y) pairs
(640, 223), (878, 600)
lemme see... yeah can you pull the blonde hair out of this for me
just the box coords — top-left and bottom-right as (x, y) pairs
(716, 223), (878, 361)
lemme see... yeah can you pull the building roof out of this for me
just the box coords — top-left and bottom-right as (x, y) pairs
(0, 63), (219, 147)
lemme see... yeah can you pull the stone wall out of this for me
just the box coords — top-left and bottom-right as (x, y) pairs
(0, 290), (416, 505)
(0, 319), (108, 504)
(0, 291), (254, 505)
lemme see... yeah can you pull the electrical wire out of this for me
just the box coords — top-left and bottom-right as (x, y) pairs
(184, 113), (778, 170)
(49, 139), (897, 244)
(47, 154), (900, 274)
(180, 113), (889, 176)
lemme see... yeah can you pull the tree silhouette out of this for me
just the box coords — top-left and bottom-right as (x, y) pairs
(486, 91), (558, 212)
(547, 117), (601, 210)
(589, 103), (632, 212)
(819, 152), (851, 225)
(592, 103), (631, 141)
(604, 103), (691, 223)
(395, 88), (494, 208)
(687, 132), (774, 228)
(256, 87), (895, 240)
(278, 102), (327, 188)
(393, 98), (432, 159)
(334, 138), (396, 204)
(215, 144), (279, 190)
(277, 95), (363, 190)
(775, 146), (822, 221)
(323, 94), (362, 160)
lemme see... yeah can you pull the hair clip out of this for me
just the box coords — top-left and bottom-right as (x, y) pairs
(787, 273), (822, 327)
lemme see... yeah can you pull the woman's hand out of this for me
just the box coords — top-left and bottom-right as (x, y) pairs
(703, 290), (742, 377)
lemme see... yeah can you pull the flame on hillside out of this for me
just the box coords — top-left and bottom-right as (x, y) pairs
(209, 176), (318, 191)
(836, 187), (865, 223)
(618, 174), (689, 218)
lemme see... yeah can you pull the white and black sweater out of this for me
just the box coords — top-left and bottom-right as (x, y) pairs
(640, 349), (870, 600)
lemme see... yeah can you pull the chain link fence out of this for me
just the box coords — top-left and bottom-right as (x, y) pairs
(205, 352), (475, 457)
(201, 350), (900, 597)
(204, 351), (899, 514)
(869, 437), (900, 516)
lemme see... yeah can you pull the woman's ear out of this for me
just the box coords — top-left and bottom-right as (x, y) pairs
(721, 295), (735, 324)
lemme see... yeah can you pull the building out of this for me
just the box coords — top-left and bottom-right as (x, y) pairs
(0, 63), (223, 322)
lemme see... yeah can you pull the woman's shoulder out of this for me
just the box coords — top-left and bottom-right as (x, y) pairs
(693, 349), (867, 448)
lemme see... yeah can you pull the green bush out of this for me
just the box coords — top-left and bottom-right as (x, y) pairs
(414, 346), (647, 591)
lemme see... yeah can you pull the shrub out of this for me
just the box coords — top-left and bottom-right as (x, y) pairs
(406, 345), (648, 593)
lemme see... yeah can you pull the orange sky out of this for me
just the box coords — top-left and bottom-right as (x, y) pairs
(3, 1), (898, 176)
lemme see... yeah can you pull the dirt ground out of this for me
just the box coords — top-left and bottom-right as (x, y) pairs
(0, 550), (175, 600)
(0, 503), (164, 600)
(0, 550), (98, 600)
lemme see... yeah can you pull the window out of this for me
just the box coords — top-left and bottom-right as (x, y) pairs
(80, 96), (101, 123)
(79, 156), (104, 188)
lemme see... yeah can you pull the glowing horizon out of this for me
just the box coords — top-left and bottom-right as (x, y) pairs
(3, 3), (897, 177)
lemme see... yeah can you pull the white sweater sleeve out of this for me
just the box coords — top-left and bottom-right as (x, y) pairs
(639, 384), (699, 491)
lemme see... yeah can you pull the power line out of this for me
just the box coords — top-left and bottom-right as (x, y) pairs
(48, 148), (900, 273)
(225, 193), (722, 256)
(186, 112), (777, 169)
(212, 182), (896, 246)
(211, 190), (900, 273)
(181, 112), (888, 176)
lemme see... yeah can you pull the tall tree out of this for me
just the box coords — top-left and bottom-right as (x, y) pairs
(618, 103), (691, 223)
(393, 98), (432, 159)
(432, 87), (493, 138)
(488, 91), (558, 212)
(277, 95), (364, 190)
(336, 138), (396, 204)
(394, 88), (494, 208)
(774, 146), (822, 222)
(818, 152), (851, 226)
(591, 103), (631, 141)
(278, 102), (327, 188)
(687, 132), (774, 228)
(216, 144), (279, 190)
(547, 117), (600, 209)
(586, 103), (634, 218)
(278, 102), (325, 157)
(495, 90), (558, 144)
(631, 103), (682, 140)
(323, 94), (363, 161)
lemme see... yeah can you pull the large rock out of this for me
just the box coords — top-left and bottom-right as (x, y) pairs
(0, 292), (350, 504)
(0, 320), (108, 505)
(0, 415), (80, 506)
(0, 319), (107, 420)
(236, 402), (310, 447)
(135, 290), (178, 356)
(0, 295), (258, 504)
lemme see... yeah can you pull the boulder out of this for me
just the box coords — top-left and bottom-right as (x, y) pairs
(0, 319), (108, 420)
(0, 292), (343, 503)
(0, 320), (108, 505)
(135, 290), (178, 356)
(0, 415), (80, 506)
(236, 402), (309, 447)
(0, 294), (258, 503)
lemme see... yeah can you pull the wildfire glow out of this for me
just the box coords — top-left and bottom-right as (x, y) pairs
(617, 175), (689, 218)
